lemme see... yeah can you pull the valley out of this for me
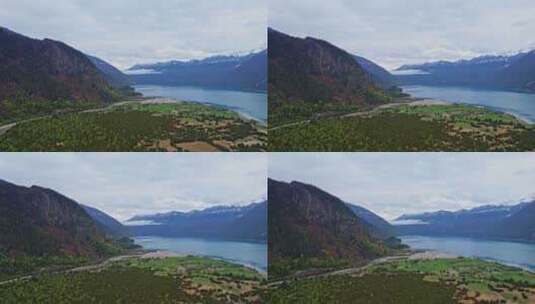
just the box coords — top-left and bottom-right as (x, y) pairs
(0, 171), (267, 304)
(0, 253), (266, 304)
(0, 99), (267, 152)
(267, 28), (535, 152)
(0, 27), (267, 152)
(265, 167), (535, 303)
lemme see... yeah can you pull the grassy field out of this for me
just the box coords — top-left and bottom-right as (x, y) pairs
(369, 258), (535, 304)
(263, 273), (456, 304)
(264, 257), (535, 304)
(0, 256), (265, 304)
(269, 104), (535, 152)
(0, 102), (266, 152)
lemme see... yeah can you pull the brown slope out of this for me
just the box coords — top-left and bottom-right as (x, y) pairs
(0, 26), (118, 104)
(268, 28), (379, 107)
(268, 179), (388, 263)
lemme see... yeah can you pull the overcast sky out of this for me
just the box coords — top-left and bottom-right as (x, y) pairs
(269, 153), (535, 221)
(269, 0), (535, 69)
(0, 153), (267, 221)
(0, 0), (266, 69)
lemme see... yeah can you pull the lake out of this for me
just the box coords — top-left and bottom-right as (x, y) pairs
(133, 236), (267, 272)
(400, 235), (535, 271)
(134, 85), (267, 122)
(401, 85), (535, 123)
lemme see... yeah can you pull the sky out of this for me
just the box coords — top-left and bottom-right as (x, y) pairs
(0, 0), (267, 69)
(269, 153), (535, 221)
(0, 153), (267, 221)
(269, 0), (535, 69)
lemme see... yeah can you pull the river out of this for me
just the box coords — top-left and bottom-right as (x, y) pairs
(400, 235), (535, 271)
(401, 85), (535, 123)
(133, 236), (267, 272)
(134, 85), (267, 122)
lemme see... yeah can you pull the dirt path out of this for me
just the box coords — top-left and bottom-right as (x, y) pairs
(268, 99), (451, 132)
(268, 250), (456, 287)
(0, 254), (141, 286)
(0, 100), (144, 137)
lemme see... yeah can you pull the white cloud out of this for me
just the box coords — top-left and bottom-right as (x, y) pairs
(269, 0), (535, 69)
(0, 0), (267, 69)
(269, 153), (535, 220)
(0, 153), (267, 221)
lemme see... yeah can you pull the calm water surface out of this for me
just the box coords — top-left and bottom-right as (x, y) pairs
(134, 85), (267, 122)
(401, 235), (535, 271)
(402, 85), (535, 123)
(133, 236), (267, 272)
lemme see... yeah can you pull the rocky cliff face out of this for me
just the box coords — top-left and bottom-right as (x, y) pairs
(268, 179), (388, 262)
(0, 179), (113, 257)
(0, 27), (118, 104)
(268, 28), (379, 107)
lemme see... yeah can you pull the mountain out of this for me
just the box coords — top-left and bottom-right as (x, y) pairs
(268, 179), (388, 263)
(127, 201), (267, 242)
(354, 55), (397, 89)
(345, 203), (395, 239)
(0, 27), (118, 104)
(0, 179), (119, 258)
(87, 55), (132, 88)
(395, 201), (535, 242)
(81, 204), (129, 238)
(497, 50), (535, 92)
(127, 50), (267, 92)
(395, 51), (535, 92)
(268, 28), (389, 107)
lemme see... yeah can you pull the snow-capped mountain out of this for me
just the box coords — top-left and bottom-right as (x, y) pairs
(126, 50), (267, 92)
(395, 201), (535, 242)
(126, 201), (267, 241)
(395, 50), (535, 92)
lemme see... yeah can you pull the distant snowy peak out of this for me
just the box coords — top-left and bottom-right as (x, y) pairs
(126, 201), (265, 223)
(397, 51), (530, 71)
(128, 49), (266, 71)
(396, 201), (531, 222)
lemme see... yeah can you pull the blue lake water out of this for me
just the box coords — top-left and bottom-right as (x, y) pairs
(400, 235), (535, 271)
(402, 85), (535, 123)
(134, 85), (267, 123)
(133, 236), (267, 272)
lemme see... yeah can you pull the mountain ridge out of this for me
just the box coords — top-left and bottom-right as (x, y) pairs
(268, 178), (388, 264)
(0, 179), (120, 258)
(127, 201), (267, 242)
(0, 26), (119, 104)
(395, 201), (535, 242)
(127, 50), (267, 92)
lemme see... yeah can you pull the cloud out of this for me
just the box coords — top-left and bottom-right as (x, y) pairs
(269, 153), (535, 220)
(0, 0), (267, 69)
(269, 0), (535, 69)
(0, 153), (267, 221)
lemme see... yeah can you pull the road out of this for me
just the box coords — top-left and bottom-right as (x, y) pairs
(0, 100), (142, 137)
(0, 254), (140, 286)
(268, 99), (451, 132)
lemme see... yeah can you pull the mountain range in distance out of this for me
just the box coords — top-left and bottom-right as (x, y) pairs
(395, 200), (535, 242)
(395, 51), (535, 93)
(126, 201), (267, 242)
(0, 25), (265, 121)
(0, 177), (265, 262)
(126, 50), (267, 93)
